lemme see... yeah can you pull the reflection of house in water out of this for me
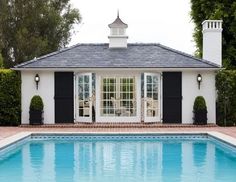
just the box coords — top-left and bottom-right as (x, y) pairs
(18, 140), (220, 181)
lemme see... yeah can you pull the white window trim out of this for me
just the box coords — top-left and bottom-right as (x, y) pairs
(96, 72), (141, 122)
(143, 73), (161, 122)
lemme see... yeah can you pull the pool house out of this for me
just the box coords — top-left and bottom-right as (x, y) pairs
(14, 15), (222, 125)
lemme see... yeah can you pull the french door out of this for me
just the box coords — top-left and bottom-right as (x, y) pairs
(76, 73), (93, 122)
(144, 73), (160, 122)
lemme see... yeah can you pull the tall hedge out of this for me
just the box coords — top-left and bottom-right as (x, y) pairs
(216, 70), (236, 126)
(0, 69), (21, 125)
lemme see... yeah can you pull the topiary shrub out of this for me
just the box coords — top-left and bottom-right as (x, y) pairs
(193, 96), (207, 125)
(0, 69), (21, 126)
(30, 95), (44, 111)
(29, 95), (44, 124)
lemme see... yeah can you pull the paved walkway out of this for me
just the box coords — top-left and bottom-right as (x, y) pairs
(0, 126), (236, 140)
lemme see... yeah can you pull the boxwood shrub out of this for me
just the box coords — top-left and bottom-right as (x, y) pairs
(193, 96), (207, 111)
(30, 95), (44, 111)
(193, 96), (207, 125)
(0, 69), (21, 125)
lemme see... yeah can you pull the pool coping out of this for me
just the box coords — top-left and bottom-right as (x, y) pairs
(1, 131), (236, 151)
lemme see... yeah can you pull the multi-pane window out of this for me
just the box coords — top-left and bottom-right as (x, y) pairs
(101, 77), (136, 117)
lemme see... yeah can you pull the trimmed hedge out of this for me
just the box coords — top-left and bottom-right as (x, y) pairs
(30, 95), (44, 111)
(0, 69), (21, 125)
(216, 70), (236, 126)
(193, 96), (207, 111)
(193, 96), (207, 125)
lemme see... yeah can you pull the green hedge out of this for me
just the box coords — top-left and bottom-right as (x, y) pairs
(216, 70), (236, 126)
(0, 69), (21, 125)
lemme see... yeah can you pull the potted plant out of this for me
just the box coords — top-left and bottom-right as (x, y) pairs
(29, 95), (44, 125)
(193, 96), (207, 125)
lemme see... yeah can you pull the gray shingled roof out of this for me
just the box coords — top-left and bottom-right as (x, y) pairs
(14, 43), (219, 69)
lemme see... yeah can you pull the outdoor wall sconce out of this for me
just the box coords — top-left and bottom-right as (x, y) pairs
(35, 74), (40, 90)
(197, 74), (202, 90)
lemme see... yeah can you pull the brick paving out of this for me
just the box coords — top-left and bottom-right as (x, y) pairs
(0, 125), (236, 140)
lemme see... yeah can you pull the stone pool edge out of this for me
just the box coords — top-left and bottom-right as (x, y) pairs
(1, 131), (236, 151)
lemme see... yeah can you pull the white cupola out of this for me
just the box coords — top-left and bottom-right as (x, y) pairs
(202, 20), (223, 67)
(108, 12), (128, 48)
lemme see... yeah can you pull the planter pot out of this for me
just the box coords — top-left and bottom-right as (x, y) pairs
(29, 110), (43, 125)
(194, 110), (207, 125)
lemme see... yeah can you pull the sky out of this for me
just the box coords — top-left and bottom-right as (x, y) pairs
(70, 0), (196, 54)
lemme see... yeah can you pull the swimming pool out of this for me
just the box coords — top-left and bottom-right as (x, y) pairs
(0, 133), (236, 182)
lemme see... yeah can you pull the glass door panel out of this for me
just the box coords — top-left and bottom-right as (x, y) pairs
(144, 73), (160, 122)
(77, 73), (92, 122)
(100, 77), (136, 117)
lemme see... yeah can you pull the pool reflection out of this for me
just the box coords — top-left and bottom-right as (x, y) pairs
(3, 139), (233, 182)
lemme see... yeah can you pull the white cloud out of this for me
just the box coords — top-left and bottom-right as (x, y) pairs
(70, 0), (196, 54)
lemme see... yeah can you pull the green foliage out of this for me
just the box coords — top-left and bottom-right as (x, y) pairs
(193, 96), (207, 112)
(0, 0), (81, 68)
(216, 70), (236, 126)
(0, 69), (21, 125)
(190, 0), (236, 68)
(30, 95), (44, 111)
(0, 54), (3, 68)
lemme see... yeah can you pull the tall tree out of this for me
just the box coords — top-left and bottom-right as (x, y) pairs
(190, 0), (236, 68)
(0, 0), (81, 68)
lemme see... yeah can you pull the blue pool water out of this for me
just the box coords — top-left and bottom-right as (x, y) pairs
(0, 135), (236, 182)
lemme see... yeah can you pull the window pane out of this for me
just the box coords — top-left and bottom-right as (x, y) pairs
(153, 76), (158, 84)
(147, 76), (152, 83)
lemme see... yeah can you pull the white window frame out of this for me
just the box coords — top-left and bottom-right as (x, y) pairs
(144, 73), (161, 122)
(75, 73), (93, 123)
(96, 72), (141, 122)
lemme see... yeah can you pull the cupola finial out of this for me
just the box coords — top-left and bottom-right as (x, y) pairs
(117, 9), (119, 18)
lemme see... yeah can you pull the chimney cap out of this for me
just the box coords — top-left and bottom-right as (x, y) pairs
(202, 20), (223, 25)
(202, 20), (223, 32)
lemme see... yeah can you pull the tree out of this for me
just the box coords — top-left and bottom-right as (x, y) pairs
(190, 0), (236, 68)
(0, 0), (81, 68)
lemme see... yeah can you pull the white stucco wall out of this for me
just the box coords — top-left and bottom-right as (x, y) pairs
(182, 71), (216, 124)
(20, 69), (216, 124)
(203, 31), (222, 67)
(21, 71), (54, 124)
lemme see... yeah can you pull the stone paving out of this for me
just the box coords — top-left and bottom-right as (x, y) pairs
(0, 126), (236, 140)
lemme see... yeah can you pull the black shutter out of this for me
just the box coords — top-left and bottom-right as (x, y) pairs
(55, 72), (74, 123)
(163, 72), (182, 123)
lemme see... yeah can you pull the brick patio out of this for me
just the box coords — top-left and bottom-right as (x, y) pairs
(1, 125), (236, 140)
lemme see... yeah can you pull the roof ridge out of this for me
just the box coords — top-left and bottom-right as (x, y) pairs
(156, 44), (220, 68)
